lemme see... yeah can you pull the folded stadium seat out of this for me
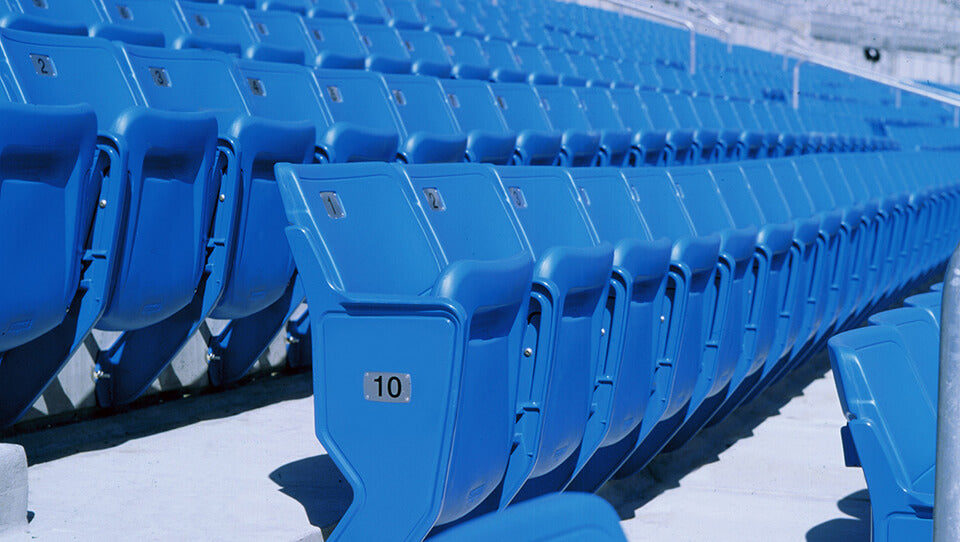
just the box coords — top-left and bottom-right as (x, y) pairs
(730, 100), (788, 157)
(565, 53), (617, 89)
(484, 82), (560, 165)
(444, 7), (485, 38)
(346, 0), (389, 23)
(438, 78), (517, 164)
(540, 48), (588, 87)
(297, 68), (412, 162)
(381, 73), (467, 162)
(688, 96), (751, 161)
(593, 55), (632, 86)
(490, 166), (670, 502)
(875, 152), (934, 295)
(514, 44), (574, 85)
(711, 97), (779, 159)
(747, 155), (869, 393)
(354, 22), (413, 73)
(259, 0), (351, 17)
(175, 1), (300, 61)
(435, 35), (491, 80)
(276, 161), (534, 542)
(535, 85), (622, 166)
(597, 167), (732, 482)
(0, 28), (228, 418)
(97, 0), (192, 47)
(575, 86), (669, 168)
(121, 44), (315, 387)
(395, 163), (613, 516)
(606, 87), (674, 166)
(0, 102), (109, 428)
(832, 154), (903, 317)
(397, 29), (452, 77)
(474, 13), (510, 42)
(0, 0), (165, 45)
(663, 163), (797, 450)
(304, 20), (382, 71)
(663, 93), (730, 163)
(543, 25), (572, 52)
(492, 82), (595, 166)
(243, 9), (331, 66)
(480, 39), (546, 84)
(384, 0), (426, 29)
(419, 5), (458, 35)
(428, 492), (627, 541)
(867, 307), (940, 404)
(636, 89), (700, 164)
(827, 325), (935, 542)
(547, 169), (694, 495)
(905, 291), (944, 327)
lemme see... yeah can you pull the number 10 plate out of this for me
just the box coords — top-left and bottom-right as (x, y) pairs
(363, 372), (412, 403)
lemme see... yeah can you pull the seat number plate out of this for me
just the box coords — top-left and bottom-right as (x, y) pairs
(364, 372), (411, 403)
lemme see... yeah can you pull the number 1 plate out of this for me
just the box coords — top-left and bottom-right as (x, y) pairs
(363, 372), (412, 403)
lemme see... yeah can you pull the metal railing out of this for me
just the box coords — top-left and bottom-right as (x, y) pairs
(597, 0), (732, 74)
(936, 245), (960, 542)
(782, 42), (960, 126)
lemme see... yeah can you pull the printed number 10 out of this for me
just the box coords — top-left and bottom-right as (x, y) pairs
(373, 375), (403, 399)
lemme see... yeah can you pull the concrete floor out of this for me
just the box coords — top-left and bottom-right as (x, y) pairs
(0, 350), (868, 541)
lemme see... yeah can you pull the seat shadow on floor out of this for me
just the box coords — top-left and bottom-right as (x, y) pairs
(270, 454), (353, 537)
(599, 350), (833, 520)
(805, 489), (871, 541)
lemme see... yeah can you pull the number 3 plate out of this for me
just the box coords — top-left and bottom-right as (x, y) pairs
(363, 372), (411, 403)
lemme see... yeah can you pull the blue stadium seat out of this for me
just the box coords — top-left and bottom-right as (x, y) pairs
(439, 34), (493, 80)
(489, 82), (563, 165)
(575, 86), (666, 168)
(534, 85), (612, 166)
(259, 0), (350, 18)
(98, 0), (186, 47)
(597, 167), (730, 484)
(311, 68), (404, 162)
(480, 39), (542, 83)
(0, 102), (113, 428)
(429, 492), (627, 541)
(122, 44), (315, 387)
(354, 22), (413, 73)
(243, 9), (318, 65)
(277, 160), (532, 540)
(867, 307), (939, 404)
(384, 0), (426, 29)
(0, 0), (165, 45)
(346, 0), (389, 23)
(299, 17), (367, 69)
(399, 163), (613, 511)
(0, 28), (227, 419)
(381, 73), (467, 163)
(827, 325), (935, 542)
(493, 165), (670, 501)
(277, 161), (534, 542)
(397, 29), (452, 77)
(176, 1), (299, 59)
(496, 82), (600, 166)
(439, 78), (517, 164)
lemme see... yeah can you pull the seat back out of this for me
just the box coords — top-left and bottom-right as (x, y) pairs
(0, 103), (98, 351)
(828, 325), (936, 493)
(491, 81), (554, 133)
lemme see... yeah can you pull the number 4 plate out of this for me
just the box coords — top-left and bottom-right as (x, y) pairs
(363, 372), (412, 403)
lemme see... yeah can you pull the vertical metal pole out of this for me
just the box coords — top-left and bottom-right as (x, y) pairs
(954, 107), (959, 129)
(935, 243), (960, 542)
(688, 25), (696, 75)
(792, 60), (803, 110)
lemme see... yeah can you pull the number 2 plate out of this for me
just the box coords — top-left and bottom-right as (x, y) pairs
(363, 372), (411, 403)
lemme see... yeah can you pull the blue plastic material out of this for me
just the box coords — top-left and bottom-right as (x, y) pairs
(0, 28), (228, 414)
(428, 492), (627, 541)
(439, 78), (517, 165)
(99, 0), (186, 46)
(355, 22), (412, 73)
(300, 17), (367, 69)
(398, 29), (452, 78)
(311, 68), (402, 163)
(398, 163), (613, 513)
(277, 161), (534, 541)
(381, 73), (467, 163)
(121, 44), (315, 386)
(490, 82), (562, 165)
(827, 324), (935, 542)
(0, 103), (97, 353)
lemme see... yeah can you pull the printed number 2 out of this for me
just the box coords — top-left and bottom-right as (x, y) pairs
(30, 54), (55, 77)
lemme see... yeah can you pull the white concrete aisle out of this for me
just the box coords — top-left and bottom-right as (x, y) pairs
(0, 351), (868, 541)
